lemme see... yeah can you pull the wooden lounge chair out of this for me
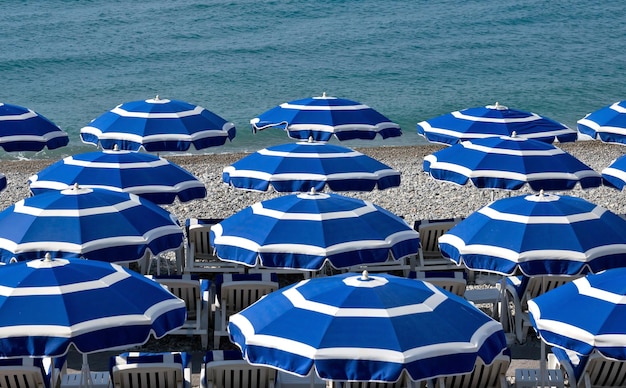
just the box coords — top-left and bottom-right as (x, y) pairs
(184, 218), (244, 274)
(146, 245), (185, 276)
(409, 270), (502, 319)
(110, 351), (191, 388)
(550, 348), (626, 388)
(201, 350), (276, 388)
(213, 273), (279, 349)
(148, 274), (211, 348)
(408, 270), (467, 297)
(582, 355), (626, 388)
(504, 275), (581, 344)
(413, 218), (464, 271)
(347, 256), (412, 277)
(0, 357), (61, 388)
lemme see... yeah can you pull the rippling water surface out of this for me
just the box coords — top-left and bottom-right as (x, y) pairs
(1, 0), (624, 159)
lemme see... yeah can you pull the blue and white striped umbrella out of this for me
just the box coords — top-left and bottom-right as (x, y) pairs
(210, 191), (419, 271)
(80, 96), (236, 152)
(577, 101), (626, 145)
(223, 141), (400, 192)
(528, 268), (626, 383)
(417, 102), (577, 145)
(423, 135), (601, 191)
(0, 185), (184, 264)
(229, 271), (508, 383)
(529, 268), (626, 361)
(439, 192), (626, 276)
(0, 254), (186, 358)
(601, 154), (626, 190)
(0, 102), (69, 152)
(250, 93), (401, 142)
(28, 149), (207, 204)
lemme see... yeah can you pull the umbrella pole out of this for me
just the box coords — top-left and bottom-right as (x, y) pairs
(540, 341), (547, 388)
(80, 353), (93, 388)
(539, 275), (546, 388)
(50, 357), (56, 388)
(498, 275), (516, 346)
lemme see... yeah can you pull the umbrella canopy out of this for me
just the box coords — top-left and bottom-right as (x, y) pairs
(250, 93), (401, 142)
(28, 149), (207, 204)
(423, 135), (601, 191)
(528, 268), (626, 384)
(417, 102), (577, 145)
(228, 271), (508, 383)
(0, 184), (184, 264)
(0, 254), (186, 357)
(600, 154), (626, 190)
(439, 191), (626, 276)
(210, 190), (419, 271)
(222, 140), (400, 192)
(80, 96), (236, 152)
(0, 102), (69, 152)
(528, 268), (626, 361)
(577, 101), (626, 145)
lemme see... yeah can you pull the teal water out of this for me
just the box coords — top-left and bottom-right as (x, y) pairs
(1, 0), (625, 159)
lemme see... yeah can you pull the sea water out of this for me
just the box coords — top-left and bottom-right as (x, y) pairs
(1, 0), (625, 160)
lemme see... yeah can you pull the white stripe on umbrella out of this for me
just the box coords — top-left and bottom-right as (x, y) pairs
(80, 128), (234, 142)
(228, 272), (508, 383)
(3, 225), (182, 254)
(250, 195), (378, 219)
(29, 150), (206, 204)
(213, 228), (418, 255)
(578, 101), (626, 140)
(439, 192), (626, 276)
(110, 104), (205, 118)
(423, 136), (600, 191)
(0, 256), (186, 361)
(251, 94), (401, 141)
(80, 96), (235, 151)
(232, 319), (503, 362)
(0, 186), (183, 263)
(0, 103), (69, 151)
(528, 268), (626, 385)
(418, 102), (576, 144)
(210, 191), (419, 271)
(224, 141), (400, 192)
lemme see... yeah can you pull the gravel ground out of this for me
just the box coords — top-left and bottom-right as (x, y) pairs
(4, 141), (626, 224)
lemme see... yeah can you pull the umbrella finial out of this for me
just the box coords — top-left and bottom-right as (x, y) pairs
(487, 101), (508, 110)
(308, 135), (314, 143)
(113, 144), (119, 151)
(361, 270), (369, 280)
(73, 182), (80, 190)
(44, 252), (52, 262)
(322, 92), (326, 98)
(309, 187), (316, 195)
(155, 95), (160, 101)
(511, 131), (517, 138)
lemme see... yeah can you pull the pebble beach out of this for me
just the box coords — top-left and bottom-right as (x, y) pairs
(4, 141), (626, 224)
